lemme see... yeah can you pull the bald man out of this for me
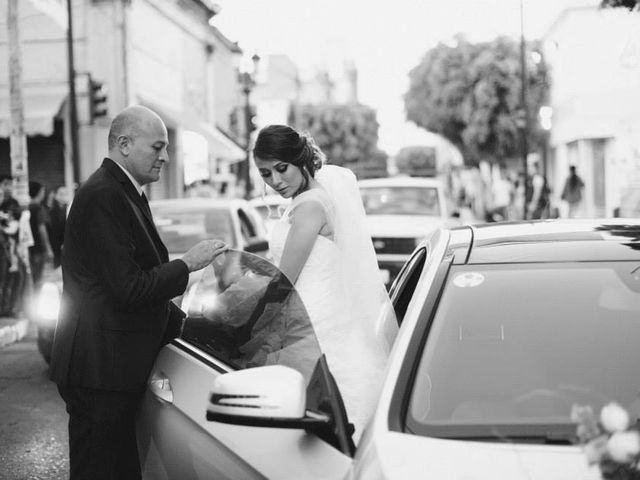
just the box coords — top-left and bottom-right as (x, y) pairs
(50, 105), (227, 479)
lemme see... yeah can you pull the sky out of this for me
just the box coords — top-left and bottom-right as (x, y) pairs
(212, 0), (599, 155)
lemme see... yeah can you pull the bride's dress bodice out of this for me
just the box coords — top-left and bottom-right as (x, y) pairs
(269, 188), (387, 440)
(269, 189), (351, 353)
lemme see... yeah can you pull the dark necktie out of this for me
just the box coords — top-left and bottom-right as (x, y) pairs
(141, 192), (152, 217)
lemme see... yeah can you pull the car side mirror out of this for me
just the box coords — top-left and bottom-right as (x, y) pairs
(206, 365), (331, 429)
(207, 356), (355, 456)
(244, 238), (269, 254)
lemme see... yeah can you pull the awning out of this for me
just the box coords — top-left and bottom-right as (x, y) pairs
(0, 94), (66, 137)
(139, 98), (246, 162)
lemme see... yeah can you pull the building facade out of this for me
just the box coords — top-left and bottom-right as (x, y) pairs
(543, 5), (640, 217)
(0, 0), (246, 200)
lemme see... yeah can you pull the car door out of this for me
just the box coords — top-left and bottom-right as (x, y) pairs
(137, 250), (352, 480)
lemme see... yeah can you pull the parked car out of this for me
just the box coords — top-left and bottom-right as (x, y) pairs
(137, 218), (640, 479)
(33, 197), (270, 364)
(149, 197), (270, 310)
(358, 176), (457, 287)
(249, 194), (290, 236)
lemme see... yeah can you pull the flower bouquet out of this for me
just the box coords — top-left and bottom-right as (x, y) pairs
(572, 403), (640, 480)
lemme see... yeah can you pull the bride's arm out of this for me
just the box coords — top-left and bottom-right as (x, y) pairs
(278, 200), (326, 284)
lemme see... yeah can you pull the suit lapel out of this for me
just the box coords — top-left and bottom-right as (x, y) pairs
(101, 159), (169, 263)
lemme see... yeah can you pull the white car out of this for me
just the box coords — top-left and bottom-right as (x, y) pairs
(150, 197), (270, 310)
(249, 194), (290, 236)
(358, 176), (457, 286)
(136, 219), (640, 479)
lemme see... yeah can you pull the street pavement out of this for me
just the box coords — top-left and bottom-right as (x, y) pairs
(0, 322), (69, 480)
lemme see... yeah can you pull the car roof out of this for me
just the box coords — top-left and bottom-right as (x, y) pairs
(446, 219), (640, 264)
(358, 176), (443, 188)
(149, 197), (250, 210)
(249, 194), (289, 206)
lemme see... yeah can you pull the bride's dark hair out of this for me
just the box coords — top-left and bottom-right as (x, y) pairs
(253, 125), (325, 192)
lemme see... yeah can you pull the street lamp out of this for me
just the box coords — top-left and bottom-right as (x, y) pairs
(238, 52), (260, 200)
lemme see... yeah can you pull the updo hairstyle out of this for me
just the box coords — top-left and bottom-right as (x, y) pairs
(253, 125), (325, 191)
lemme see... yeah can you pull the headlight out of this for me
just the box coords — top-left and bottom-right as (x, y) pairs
(35, 282), (61, 325)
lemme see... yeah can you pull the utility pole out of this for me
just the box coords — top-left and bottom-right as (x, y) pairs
(519, 0), (530, 219)
(7, 0), (29, 205)
(66, 0), (80, 184)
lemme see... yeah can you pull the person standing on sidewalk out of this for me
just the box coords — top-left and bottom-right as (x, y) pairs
(0, 188), (10, 315)
(560, 165), (585, 218)
(526, 162), (550, 220)
(49, 105), (228, 480)
(45, 185), (68, 268)
(0, 175), (25, 317)
(28, 181), (54, 293)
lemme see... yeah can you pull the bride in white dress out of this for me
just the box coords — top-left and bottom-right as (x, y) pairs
(253, 125), (398, 440)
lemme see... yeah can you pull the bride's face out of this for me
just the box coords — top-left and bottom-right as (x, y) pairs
(255, 157), (305, 198)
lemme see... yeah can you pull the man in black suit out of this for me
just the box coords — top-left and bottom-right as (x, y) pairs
(49, 105), (227, 479)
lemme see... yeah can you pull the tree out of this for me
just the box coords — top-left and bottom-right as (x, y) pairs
(404, 35), (549, 167)
(601, 0), (638, 9)
(289, 103), (387, 178)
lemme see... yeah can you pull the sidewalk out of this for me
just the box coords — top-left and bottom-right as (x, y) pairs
(0, 314), (30, 347)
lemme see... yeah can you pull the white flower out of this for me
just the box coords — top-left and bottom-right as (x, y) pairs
(600, 402), (630, 433)
(607, 430), (640, 463)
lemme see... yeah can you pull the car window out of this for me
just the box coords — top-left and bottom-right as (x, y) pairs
(179, 249), (322, 384)
(361, 186), (441, 216)
(389, 248), (427, 325)
(153, 207), (235, 253)
(406, 261), (640, 440)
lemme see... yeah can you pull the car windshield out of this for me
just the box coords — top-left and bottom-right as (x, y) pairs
(180, 249), (322, 384)
(407, 261), (640, 441)
(361, 186), (441, 216)
(152, 206), (235, 254)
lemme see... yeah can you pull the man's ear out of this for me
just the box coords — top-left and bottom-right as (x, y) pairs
(117, 135), (131, 156)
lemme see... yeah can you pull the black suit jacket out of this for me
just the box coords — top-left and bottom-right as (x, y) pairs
(49, 158), (189, 392)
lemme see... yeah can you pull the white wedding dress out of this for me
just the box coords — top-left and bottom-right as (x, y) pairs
(269, 169), (397, 440)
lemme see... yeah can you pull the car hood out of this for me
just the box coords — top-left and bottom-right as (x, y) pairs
(354, 432), (599, 480)
(364, 215), (446, 238)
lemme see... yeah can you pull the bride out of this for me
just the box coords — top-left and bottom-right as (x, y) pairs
(253, 125), (398, 440)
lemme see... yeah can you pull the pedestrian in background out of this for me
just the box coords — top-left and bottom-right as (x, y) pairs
(45, 185), (68, 268)
(28, 181), (54, 291)
(0, 188), (10, 316)
(49, 105), (228, 480)
(526, 162), (550, 220)
(0, 175), (25, 317)
(560, 165), (585, 218)
(489, 166), (513, 222)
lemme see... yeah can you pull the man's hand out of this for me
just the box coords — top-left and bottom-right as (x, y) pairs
(181, 240), (228, 272)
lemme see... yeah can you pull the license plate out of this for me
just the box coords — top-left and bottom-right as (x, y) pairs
(379, 269), (390, 284)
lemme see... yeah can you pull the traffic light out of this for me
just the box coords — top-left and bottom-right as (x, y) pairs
(89, 77), (108, 121)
